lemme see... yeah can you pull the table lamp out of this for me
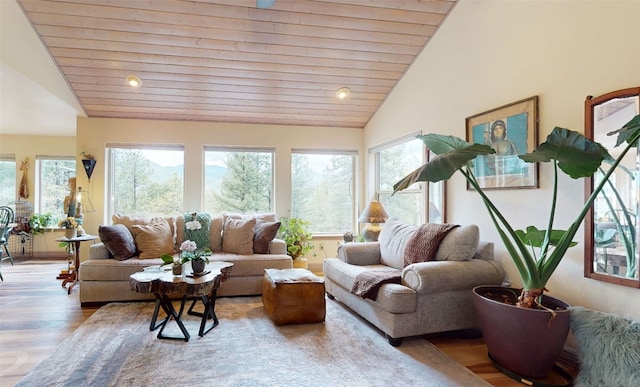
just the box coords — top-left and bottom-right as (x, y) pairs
(358, 201), (390, 242)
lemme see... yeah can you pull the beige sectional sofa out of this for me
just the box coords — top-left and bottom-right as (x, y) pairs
(323, 217), (505, 346)
(79, 212), (292, 306)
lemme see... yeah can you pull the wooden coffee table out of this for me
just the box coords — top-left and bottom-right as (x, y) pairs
(130, 261), (233, 341)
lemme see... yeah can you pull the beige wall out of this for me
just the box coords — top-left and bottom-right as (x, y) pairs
(76, 117), (363, 267)
(0, 134), (76, 255)
(366, 0), (640, 320)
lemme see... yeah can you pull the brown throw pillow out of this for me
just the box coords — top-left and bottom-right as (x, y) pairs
(98, 224), (137, 261)
(222, 217), (256, 255)
(253, 221), (281, 254)
(131, 220), (175, 259)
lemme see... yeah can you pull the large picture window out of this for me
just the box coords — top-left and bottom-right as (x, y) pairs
(36, 157), (76, 217)
(374, 134), (443, 225)
(0, 156), (16, 205)
(107, 146), (184, 218)
(204, 147), (274, 214)
(291, 150), (357, 234)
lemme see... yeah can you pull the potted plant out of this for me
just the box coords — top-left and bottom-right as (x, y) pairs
(162, 240), (211, 275)
(278, 217), (315, 259)
(393, 114), (640, 380)
(28, 213), (54, 235)
(58, 217), (79, 239)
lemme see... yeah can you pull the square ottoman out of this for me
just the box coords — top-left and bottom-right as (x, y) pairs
(262, 268), (326, 325)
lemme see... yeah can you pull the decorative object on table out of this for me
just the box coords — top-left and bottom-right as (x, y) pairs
(162, 239), (211, 276)
(64, 177), (79, 218)
(357, 200), (390, 242)
(172, 261), (183, 276)
(19, 158), (29, 199)
(392, 113), (640, 380)
(465, 96), (538, 190)
(58, 217), (79, 239)
(80, 152), (97, 182)
(278, 217), (315, 259)
(343, 231), (353, 242)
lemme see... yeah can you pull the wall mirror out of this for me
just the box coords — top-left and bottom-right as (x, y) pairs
(585, 86), (640, 288)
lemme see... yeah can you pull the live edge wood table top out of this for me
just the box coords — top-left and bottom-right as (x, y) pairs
(130, 261), (233, 341)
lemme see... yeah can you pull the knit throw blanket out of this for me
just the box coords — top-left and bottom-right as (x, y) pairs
(351, 268), (402, 301)
(183, 212), (211, 250)
(403, 223), (458, 266)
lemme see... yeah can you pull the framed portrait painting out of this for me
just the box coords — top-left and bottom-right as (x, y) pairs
(466, 96), (539, 190)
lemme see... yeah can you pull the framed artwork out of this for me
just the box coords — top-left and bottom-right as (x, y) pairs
(466, 96), (539, 190)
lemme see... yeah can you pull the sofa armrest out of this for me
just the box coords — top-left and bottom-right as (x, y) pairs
(88, 242), (111, 260)
(402, 259), (504, 294)
(269, 238), (287, 255)
(337, 242), (381, 266)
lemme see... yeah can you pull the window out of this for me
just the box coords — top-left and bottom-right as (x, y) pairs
(0, 156), (16, 205)
(291, 150), (357, 234)
(204, 147), (274, 214)
(108, 146), (184, 217)
(374, 135), (441, 225)
(36, 157), (76, 217)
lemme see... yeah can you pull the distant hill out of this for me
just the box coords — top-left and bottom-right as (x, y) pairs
(148, 162), (228, 191)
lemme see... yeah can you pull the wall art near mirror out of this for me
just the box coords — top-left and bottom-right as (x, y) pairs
(584, 86), (640, 288)
(465, 96), (539, 190)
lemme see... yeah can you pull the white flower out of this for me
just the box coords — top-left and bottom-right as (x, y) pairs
(185, 220), (202, 231)
(180, 240), (197, 252)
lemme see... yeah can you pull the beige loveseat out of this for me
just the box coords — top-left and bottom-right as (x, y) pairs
(79, 212), (292, 306)
(323, 217), (505, 346)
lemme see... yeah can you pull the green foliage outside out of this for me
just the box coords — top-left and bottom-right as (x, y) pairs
(111, 149), (184, 217)
(0, 160), (16, 205)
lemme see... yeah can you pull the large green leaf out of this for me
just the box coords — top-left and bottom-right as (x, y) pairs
(519, 127), (608, 178)
(610, 114), (640, 146)
(393, 135), (494, 193)
(515, 226), (578, 248)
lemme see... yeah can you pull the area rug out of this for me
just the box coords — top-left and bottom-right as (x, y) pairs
(17, 296), (489, 386)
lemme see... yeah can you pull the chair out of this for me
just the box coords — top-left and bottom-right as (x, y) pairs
(0, 206), (15, 281)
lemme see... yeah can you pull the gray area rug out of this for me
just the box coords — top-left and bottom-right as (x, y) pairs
(18, 296), (489, 386)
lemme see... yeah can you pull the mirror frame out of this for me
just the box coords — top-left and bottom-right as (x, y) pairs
(584, 86), (640, 288)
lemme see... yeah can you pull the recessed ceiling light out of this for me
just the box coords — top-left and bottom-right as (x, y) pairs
(126, 75), (142, 87)
(336, 87), (350, 99)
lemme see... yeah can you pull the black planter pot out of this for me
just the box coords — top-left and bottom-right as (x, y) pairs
(192, 260), (206, 274)
(472, 286), (570, 380)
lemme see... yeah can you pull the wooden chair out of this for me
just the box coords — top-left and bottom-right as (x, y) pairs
(0, 206), (15, 281)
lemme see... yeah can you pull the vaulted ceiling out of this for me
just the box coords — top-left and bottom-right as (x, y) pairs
(16, 0), (456, 128)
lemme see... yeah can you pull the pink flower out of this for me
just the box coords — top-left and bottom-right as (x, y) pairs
(180, 240), (197, 252)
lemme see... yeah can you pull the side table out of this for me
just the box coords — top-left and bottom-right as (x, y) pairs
(55, 234), (98, 294)
(130, 261), (233, 342)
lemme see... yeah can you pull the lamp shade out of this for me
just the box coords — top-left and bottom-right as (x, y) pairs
(358, 201), (389, 224)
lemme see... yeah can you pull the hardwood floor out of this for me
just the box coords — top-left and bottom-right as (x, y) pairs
(0, 260), (574, 386)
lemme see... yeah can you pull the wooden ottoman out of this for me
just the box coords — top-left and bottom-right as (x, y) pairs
(262, 268), (326, 325)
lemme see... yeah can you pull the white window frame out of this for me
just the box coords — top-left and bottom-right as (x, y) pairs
(35, 156), (76, 216)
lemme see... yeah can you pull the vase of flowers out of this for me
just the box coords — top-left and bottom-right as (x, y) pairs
(162, 239), (211, 276)
(58, 217), (78, 239)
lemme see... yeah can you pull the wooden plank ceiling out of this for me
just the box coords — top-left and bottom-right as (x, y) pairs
(17, 0), (456, 128)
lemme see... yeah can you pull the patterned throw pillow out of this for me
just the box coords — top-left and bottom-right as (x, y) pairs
(98, 224), (137, 260)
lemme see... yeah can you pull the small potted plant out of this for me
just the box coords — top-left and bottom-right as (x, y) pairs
(162, 240), (211, 275)
(58, 217), (78, 239)
(29, 213), (54, 235)
(278, 217), (315, 259)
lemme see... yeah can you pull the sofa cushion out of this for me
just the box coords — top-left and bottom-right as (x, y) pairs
(253, 221), (281, 254)
(222, 216), (256, 255)
(131, 220), (175, 259)
(176, 215), (223, 252)
(378, 217), (417, 270)
(113, 213), (177, 246)
(434, 225), (479, 261)
(98, 224), (137, 261)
